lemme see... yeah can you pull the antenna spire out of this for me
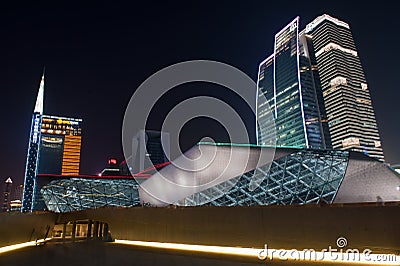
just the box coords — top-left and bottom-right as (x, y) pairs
(33, 70), (45, 114)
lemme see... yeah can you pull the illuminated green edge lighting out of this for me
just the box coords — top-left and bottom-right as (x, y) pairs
(196, 142), (302, 149)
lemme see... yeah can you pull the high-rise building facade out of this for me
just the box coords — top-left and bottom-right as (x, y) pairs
(303, 14), (384, 160)
(257, 14), (384, 161)
(40, 115), (82, 175)
(21, 73), (83, 212)
(131, 130), (170, 174)
(1, 177), (12, 212)
(257, 17), (330, 149)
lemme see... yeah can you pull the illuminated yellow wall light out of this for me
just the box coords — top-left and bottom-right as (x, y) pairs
(114, 239), (400, 265)
(0, 238), (51, 254)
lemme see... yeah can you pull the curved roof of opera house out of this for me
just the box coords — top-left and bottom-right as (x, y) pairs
(41, 143), (400, 212)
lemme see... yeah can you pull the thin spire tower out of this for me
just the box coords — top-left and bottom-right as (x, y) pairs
(22, 71), (45, 212)
(34, 69), (45, 114)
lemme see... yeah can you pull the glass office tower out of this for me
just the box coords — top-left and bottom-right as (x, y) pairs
(258, 14), (383, 161)
(22, 73), (83, 212)
(40, 115), (82, 176)
(131, 130), (170, 174)
(257, 17), (330, 149)
(304, 14), (384, 160)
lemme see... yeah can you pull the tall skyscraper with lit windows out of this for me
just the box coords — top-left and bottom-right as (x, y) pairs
(257, 14), (384, 161)
(21, 73), (83, 212)
(257, 17), (331, 149)
(303, 14), (384, 160)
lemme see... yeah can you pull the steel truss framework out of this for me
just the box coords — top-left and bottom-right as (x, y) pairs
(177, 149), (349, 206)
(41, 149), (350, 212)
(41, 178), (140, 212)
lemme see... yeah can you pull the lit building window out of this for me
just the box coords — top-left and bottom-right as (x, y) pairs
(330, 77), (347, 87)
(342, 137), (360, 148)
(361, 83), (368, 90)
(315, 42), (357, 57)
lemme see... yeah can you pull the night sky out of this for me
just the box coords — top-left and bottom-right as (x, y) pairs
(1, 1), (399, 190)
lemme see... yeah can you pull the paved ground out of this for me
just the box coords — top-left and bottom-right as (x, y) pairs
(0, 240), (357, 266)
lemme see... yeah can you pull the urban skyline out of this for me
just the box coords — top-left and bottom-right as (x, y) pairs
(12, 67), (400, 212)
(1, 2), (399, 193)
(256, 14), (384, 161)
(5, 13), (397, 213)
(0, 3), (399, 265)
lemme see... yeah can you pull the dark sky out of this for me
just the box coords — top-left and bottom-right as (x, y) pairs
(1, 1), (399, 189)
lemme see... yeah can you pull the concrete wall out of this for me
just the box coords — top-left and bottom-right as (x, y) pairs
(59, 203), (400, 254)
(0, 212), (57, 247)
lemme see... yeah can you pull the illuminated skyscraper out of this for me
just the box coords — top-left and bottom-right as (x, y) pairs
(257, 17), (331, 149)
(21, 73), (83, 212)
(303, 14), (384, 160)
(39, 115), (82, 175)
(257, 14), (384, 161)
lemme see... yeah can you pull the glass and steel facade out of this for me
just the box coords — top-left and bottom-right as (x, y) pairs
(257, 17), (329, 149)
(38, 134), (64, 175)
(258, 14), (384, 161)
(39, 144), (399, 212)
(22, 73), (83, 212)
(177, 149), (349, 206)
(41, 148), (351, 212)
(41, 178), (140, 213)
(22, 113), (42, 212)
(24, 115), (83, 212)
(298, 34), (332, 149)
(40, 115), (82, 176)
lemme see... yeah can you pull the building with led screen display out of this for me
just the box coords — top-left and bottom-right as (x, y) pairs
(40, 115), (82, 175)
(21, 73), (82, 212)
